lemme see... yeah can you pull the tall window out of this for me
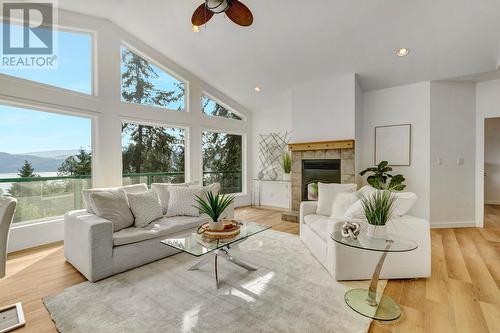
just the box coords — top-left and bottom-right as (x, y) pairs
(122, 122), (185, 184)
(0, 105), (92, 223)
(202, 95), (242, 120)
(202, 131), (243, 194)
(0, 25), (93, 94)
(121, 47), (185, 111)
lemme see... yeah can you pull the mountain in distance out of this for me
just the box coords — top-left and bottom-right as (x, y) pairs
(23, 149), (80, 160)
(0, 151), (69, 173)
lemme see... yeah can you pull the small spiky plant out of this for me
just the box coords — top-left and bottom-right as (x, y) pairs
(359, 190), (397, 226)
(195, 191), (235, 222)
(281, 153), (292, 174)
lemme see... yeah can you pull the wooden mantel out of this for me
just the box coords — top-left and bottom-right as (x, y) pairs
(288, 139), (354, 152)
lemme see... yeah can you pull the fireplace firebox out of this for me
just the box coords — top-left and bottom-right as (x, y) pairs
(301, 159), (341, 200)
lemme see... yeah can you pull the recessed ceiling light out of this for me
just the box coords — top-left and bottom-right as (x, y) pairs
(192, 25), (200, 33)
(395, 48), (410, 57)
(254, 86), (261, 92)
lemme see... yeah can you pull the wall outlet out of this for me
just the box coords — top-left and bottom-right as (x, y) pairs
(437, 157), (443, 165)
(457, 157), (465, 165)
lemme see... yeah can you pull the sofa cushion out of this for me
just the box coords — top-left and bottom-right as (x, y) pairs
(127, 189), (163, 228)
(316, 183), (357, 216)
(331, 192), (358, 218)
(113, 214), (210, 246)
(151, 182), (197, 215)
(166, 186), (203, 217)
(303, 214), (331, 241)
(89, 191), (135, 232)
(82, 184), (148, 214)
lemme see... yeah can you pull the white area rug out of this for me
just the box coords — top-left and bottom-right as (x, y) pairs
(44, 230), (376, 333)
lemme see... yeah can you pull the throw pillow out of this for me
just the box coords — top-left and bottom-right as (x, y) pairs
(82, 184), (148, 214)
(151, 182), (195, 215)
(82, 187), (118, 214)
(89, 191), (134, 232)
(343, 185), (378, 219)
(166, 186), (203, 217)
(392, 192), (418, 216)
(127, 189), (163, 228)
(121, 183), (148, 195)
(331, 192), (358, 218)
(316, 183), (357, 216)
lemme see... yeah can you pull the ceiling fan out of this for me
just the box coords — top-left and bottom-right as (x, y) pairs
(191, 0), (254, 27)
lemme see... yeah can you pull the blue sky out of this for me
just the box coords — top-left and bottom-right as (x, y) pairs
(0, 105), (91, 154)
(0, 24), (93, 94)
(0, 25), (187, 154)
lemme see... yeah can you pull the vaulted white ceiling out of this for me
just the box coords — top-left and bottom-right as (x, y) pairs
(57, 0), (500, 113)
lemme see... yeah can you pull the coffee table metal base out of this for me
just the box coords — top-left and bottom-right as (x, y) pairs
(345, 288), (402, 321)
(188, 247), (257, 289)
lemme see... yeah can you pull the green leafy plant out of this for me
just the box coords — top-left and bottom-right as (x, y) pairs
(195, 191), (235, 222)
(359, 161), (406, 191)
(281, 153), (292, 174)
(359, 190), (397, 226)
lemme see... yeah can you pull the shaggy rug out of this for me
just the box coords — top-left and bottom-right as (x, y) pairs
(44, 230), (379, 333)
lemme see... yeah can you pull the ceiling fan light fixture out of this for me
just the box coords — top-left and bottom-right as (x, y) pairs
(254, 86), (261, 92)
(395, 48), (410, 57)
(192, 25), (200, 33)
(206, 0), (231, 14)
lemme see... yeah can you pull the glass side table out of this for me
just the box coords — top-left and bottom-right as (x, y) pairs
(331, 230), (418, 321)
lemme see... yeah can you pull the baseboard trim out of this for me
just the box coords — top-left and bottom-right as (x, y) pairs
(430, 220), (477, 228)
(484, 200), (500, 205)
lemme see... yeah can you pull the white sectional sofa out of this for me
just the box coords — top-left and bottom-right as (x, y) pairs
(64, 183), (234, 282)
(299, 188), (431, 281)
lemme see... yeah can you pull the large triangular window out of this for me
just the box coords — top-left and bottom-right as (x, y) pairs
(121, 47), (185, 111)
(202, 95), (242, 120)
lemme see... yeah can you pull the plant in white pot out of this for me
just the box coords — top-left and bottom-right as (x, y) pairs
(195, 191), (235, 231)
(359, 190), (397, 239)
(281, 153), (292, 181)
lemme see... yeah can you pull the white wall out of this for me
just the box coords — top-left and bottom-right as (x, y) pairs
(429, 82), (476, 227)
(361, 82), (431, 219)
(354, 76), (363, 186)
(485, 117), (500, 205)
(0, 8), (253, 251)
(290, 74), (356, 143)
(252, 103), (291, 208)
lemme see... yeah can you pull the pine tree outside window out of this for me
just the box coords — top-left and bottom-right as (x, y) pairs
(122, 122), (186, 185)
(202, 95), (243, 120)
(202, 131), (243, 194)
(121, 47), (186, 111)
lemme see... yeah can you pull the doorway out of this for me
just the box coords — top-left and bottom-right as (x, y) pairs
(484, 117), (500, 228)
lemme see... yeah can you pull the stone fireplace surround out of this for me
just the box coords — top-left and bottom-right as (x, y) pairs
(289, 140), (355, 211)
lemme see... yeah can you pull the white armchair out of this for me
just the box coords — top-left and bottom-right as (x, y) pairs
(300, 201), (431, 280)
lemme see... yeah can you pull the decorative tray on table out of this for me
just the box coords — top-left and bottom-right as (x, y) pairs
(197, 220), (241, 240)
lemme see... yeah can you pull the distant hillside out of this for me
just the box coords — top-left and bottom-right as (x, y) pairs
(0, 152), (65, 173)
(23, 149), (79, 160)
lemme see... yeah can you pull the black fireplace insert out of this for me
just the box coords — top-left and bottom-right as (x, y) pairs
(302, 159), (341, 200)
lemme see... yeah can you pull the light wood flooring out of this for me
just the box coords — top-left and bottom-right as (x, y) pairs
(0, 206), (498, 333)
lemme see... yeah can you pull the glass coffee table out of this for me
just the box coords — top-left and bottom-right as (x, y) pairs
(331, 230), (418, 321)
(161, 221), (271, 289)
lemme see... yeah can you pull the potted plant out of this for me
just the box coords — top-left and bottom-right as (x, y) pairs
(359, 161), (406, 191)
(359, 190), (397, 238)
(195, 191), (235, 231)
(281, 153), (292, 181)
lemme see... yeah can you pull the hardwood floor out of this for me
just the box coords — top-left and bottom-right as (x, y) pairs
(0, 206), (498, 333)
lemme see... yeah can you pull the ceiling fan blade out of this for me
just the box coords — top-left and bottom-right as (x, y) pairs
(192, 3), (214, 26)
(225, 1), (253, 26)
